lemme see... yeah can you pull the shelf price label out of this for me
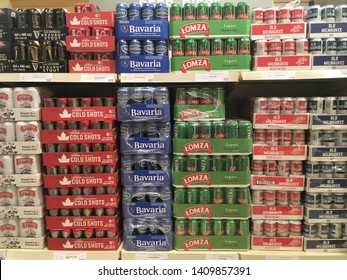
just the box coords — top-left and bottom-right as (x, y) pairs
(205, 254), (239, 260)
(19, 73), (53, 82)
(53, 252), (87, 260)
(135, 253), (168, 260)
(80, 74), (115, 83)
(266, 256), (299, 260)
(121, 74), (154, 83)
(195, 71), (230, 82)
(261, 71), (296, 80)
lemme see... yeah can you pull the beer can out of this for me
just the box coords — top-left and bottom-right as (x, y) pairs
(323, 38), (337, 55)
(330, 223), (342, 238)
(321, 193), (333, 209)
(289, 221), (302, 236)
(129, 39), (142, 55)
(185, 39), (197, 56)
(294, 97), (308, 113)
(277, 220), (289, 237)
(295, 39), (309, 54)
(308, 5), (321, 22)
(337, 38), (347, 55)
(56, 98), (67, 108)
(170, 3), (182, 21)
(336, 5), (347, 22)
(0, 155), (14, 174)
(175, 220), (186, 236)
(200, 220), (212, 236)
(292, 130), (305, 145)
(276, 191), (289, 206)
(252, 7), (264, 23)
(0, 88), (14, 108)
(187, 220), (199, 236)
(309, 39), (323, 54)
(317, 223), (329, 239)
(267, 97), (281, 114)
(14, 87), (41, 109)
(282, 39), (296, 55)
(42, 8), (54, 29)
(324, 96), (337, 114)
(14, 155), (41, 174)
(238, 37), (251, 55)
(252, 190), (264, 205)
(116, 3), (128, 20)
(343, 223), (347, 237)
(28, 8), (42, 29)
(322, 5), (336, 22)
(254, 129), (266, 144)
(264, 220), (277, 237)
(46, 166), (57, 175)
(264, 160), (277, 176)
(72, 229), (83, 238)
(303, 222), (317, 238)
(58, 166), (68, 175)
(280, 97), (295, 114)
(265, 130), (279, 146)
(251, 220), (264, 236)
(19, 219), (45, 238)
(336, 131), (347, 147)
(334, 162), (347, 178)
(210, 2), (222, 20)
(223, 2), (236, 20)
(16, 9), (28, 28)
(268, 39), (282, 56)
(279, 130), (292, 146)
(17, 187), (43, 206)
(291, 6), (304, 22)
(253, 39), (268, 56)
(321, 131), (336, 147)
(56, 144), (67, 153)
(236, 2), (250, 20)
(143, 40), (155, 55)
(142, 3), (154, 20)
(290, 161), (303, 175)
(50, 230), (60, 238)
(264, 7), (277, 24)
(117, 40), (129, 56)
(305, 193), (321, 208)
(253, 97), (267, 113)
(54, 8), (66, 28)
(68, 143), (79, 152)
(289, 191), (301, 205)
(95, 229), (105, 238)
(277, 6), (291, 24)
(308, 131), (321, 146)
(264, 191), (276, 206)
(155, 40), (168, 56)
(338, 97), (347, 114)
(309, 97), (324, 113)
(0, 187), (17, 206)
(172, 40), (184, 57)
(0, 122), (15, 141)
(94, 52), (114, 60)
(155, 2), (168, 20)
(92, 27), (113, 36)
(277, 161), (290, 176)
(252, 160), (264, 175)
(106, 229), (117, 238)
(333, 193), (345, 209)
(69, 27), (91, 36)
(60, 209), (71, 216)
(0, 218), (19, 237)
(15, 121), (41, 141)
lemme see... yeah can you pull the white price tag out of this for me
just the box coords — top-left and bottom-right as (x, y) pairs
(261, 71), (296, 80)
(135, 253), (168, 260)
(266, 256), (299, 260)
(53, 252), (87, 260)
(20, 73), (53, 82)
(121, 74), (154, 83)
(206, 254), (239, 260)
(80, 74), (115, 83)
(0, 251), (7, 260)
(195, 71), (229, 82)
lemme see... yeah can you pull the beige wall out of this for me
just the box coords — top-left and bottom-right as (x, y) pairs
(10, 0), (88, 12)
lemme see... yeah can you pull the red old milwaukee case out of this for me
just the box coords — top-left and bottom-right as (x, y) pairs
(252, 113), (310, 129)
(251, 236), (304, 251)
(253, 55), (312, 71)
(253, 145), (307, 160)
(66, 36), (115, 52)
(43, 151), (118, 167)
(41, 107), (116, 122)
(41, 130), (116, 144)
(45, 194), (120, 209)
(66, 12), (116, 28)
(43, 172), (119, 188)
(46, 214), (119, 229)
(251, 175), (305, 191)
(69, 60), (116, 74)
(251, 23), (307, 40)
(47, 236), (121, 250)
(251, 205), (304, 220)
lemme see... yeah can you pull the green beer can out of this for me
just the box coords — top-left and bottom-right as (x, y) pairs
(187, 220), (199, 236)
(238, 37), (251, 54)
(238, 121), (252, 139)
(213, 188), (224, 204)
(174, 188), (186, 204)
(174, 156), (186, 172)
(187, 155), (198, 172)
(213, 220), (224, 236)
(223, 2), (236, 20)
(187, 188), (199, 204)
(211, 38), (224, 56)
(225, 38), (237, 55)
(213, 121), (226, 139)
(212, 87), (224, 105)
(186, 122), (199, 139)
(170, 3), (183, 21)
(238, 188), (249, 204)
(226, 188), (237, 204)
(201, 220), (212, 236)
(199, 188), (211, 204)
(187, 88), (200, 105)
(238, 156), (250, 171)
(236, 2), (250, 19)
(197, 39), (210, 56)
(173, 122), (186, 139)
(210, 2), (222, 20)
(199, 87), (212, 104)
(198, 156), (211, 172)
(172, 40), (184, 57)
(226, 120), (238, 139)
(199, 122), (212, 139)
(212, 155), (224, 171)
(225, 156), (236, 172)
(197, 2), (209, 20)
(185, 39), (197, 56)
(183, 3), (196, 20)
(175, 219), (186, 236)
(239, 220), (250, 236)
(225, 220), (236, 236)
(176, 88), (187, 105)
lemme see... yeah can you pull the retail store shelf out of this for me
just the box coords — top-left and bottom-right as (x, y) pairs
(2, 248), (121, 260)
(121, 250), (240, 260)
(241, 70), (347, 81)
(240, 250), (347, 260)
(119, 71), (240, 83)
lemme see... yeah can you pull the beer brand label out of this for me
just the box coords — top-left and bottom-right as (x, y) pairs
(306, 209), (347, 220)
(16, 94), (33, 102)
(307, 178), (347, 190)
(183, 141), (212, 154)
(252, 205), (303, 219)
(43, 152), (117, 166)
(179, 109), (202, 120)
(46, 194), (119, 209)
(66, 12), (115, 28)
(181, 58), (210, 73)
(41, 130), (115, 144)
(182, 173), (211, 187)
(66, 36), (115, 51)
(254, 55), (311, 70)
(18, 189), (36, 197)
(0, 224), (16, 231)
(180, 23), (209, 38)
(0, 191), (14, 199)
(251, 23), (306, 39)
(309, 22), (347, 36)
(22, 222), (38, 229)
(183, 238), (212, 250)
(305, 239), (347, 250)
(44, 173), (118, 187)
(46, 216), (117, 228)
(0, 93), (9, 100)
(16, 158), (33, 165)
(20, 124), (38, 132)
(128, 203), (168, 216)
(252, 175), (305, 190)
(252, 236), (303, 248)
(48, 238), (120, 250)
(253, 145), (307, 160)
(184, 206), (212, 218)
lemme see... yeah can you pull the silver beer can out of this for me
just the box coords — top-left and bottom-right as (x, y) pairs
(14, 155), (41, 174)
(0, 218), (19, 237)
(329, 223), (342, 239)
(337, 96), (347, 114)
(0, 155), (14, 174)
(0, 122), (16, 142)
(17, 187), (44, 206)
(15, 121), (41, 142)
(13, 87), (41, 108)
(336, 5), (347, 22)
(0, 88), (14, 108)
(317, 223), (330, 239)
(307, 5), (321, 22)
(321, 5), (336, 22)
(19, 218), (45, 238)
(323, 96), (337, 114)
(0, 187), (18, 206)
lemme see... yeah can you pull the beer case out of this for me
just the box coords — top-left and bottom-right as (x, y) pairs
(122, 188), (172, 218)
(169, 20), (251, 39)
(0, 40), (12, 61)
(252, 55), (312, 71)
(251, 205), (304, 220)
(66, 12), (116, 28)
(251, 23), (307, 40)
(121, 169), (171, 187)
(311, 55), (347, 70)
(306, 178), (347, 193)
(252, 235), (304, 251)
(310, 114), (347, 130)
(117, 104), (170, 122)
(66, 36), (116, 52)
(116, 55), (169, 73)
(308, 22), (347, 39)
(0, 141), (42, 154)
(120, 136), (171, 154)
(173, 139), (252, 155)
(0, 61), (11, 73)
(41, 106), (116, 122)
(171, 55), (252, 73)
(116, 20), (169, 39)
(11, 61), (42, 73)
(304, 207), (347, 223)
(0, 28), (11, 41)
(69, 60), (116, 74)
(0, 8), (16, 29)
(42, 61), (68, 73)
(47, 235), (121, 251)
(304, 238), (347, 252)
(173, 171), (251, 187)
(250, 113), (310, 129)
(251, 175), (305, 191)
(308, 146), (347, 161)
(0, 173), (42, 187)
(253, 144), (308, 160)
(0, 108), (41, 122)
(0, 236), (47, 249)
(0, 205), (45, 219)
(12, 28), (68, 41)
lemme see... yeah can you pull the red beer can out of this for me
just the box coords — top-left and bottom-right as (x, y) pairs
(290, 161), (304, 175)
(70, 52), (93, 60)
(282, 39), (296, 55)
(276, 191), (289, 206)
(264, 220), (277, 237)
(289, 191), (301, 205)
(277, 220), (289, 237)
(279, 130), (293, 146)
(290, 6), (304, 22)
(69, 27), (91, 36)
(268, 39), (282, 56)
(94, 52), (114, 60)
(253, 39), (268, 56)
(277, 160), (290, 176)
(281, 97), (295, 114)
(92, 27), (113, 36)
(267, 97), (281, 114)
(292, 130), (306, 145)
(264, 190), (276, 206)
(289, 221), (302, 236)
(264, 7), (277, 24)
(252, 160), (264, 175)
(253, 97), (267, 113)
(264, 160), (277, 176)
(254, 129), (266, 144)
(277, 7), (291, 23)
(265, 130), (280, 146)
(252, 190), (264, 205)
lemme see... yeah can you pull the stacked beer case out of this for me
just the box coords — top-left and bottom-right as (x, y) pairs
(118, 87), (172, 251)
(42, 97), (121, 251)
(304, 96), (347, 252)
(169, 2), (252, 72)
(307, 4), (347, 69)
(0, 7), (68, 73)
(251, 4), (311, 71)
(0, 87), (45, 249)
(66, 3), (116, 73)
(246, 97), (309, 251)
(115, 2), (169, 73)
(173, 87), (252, 250)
